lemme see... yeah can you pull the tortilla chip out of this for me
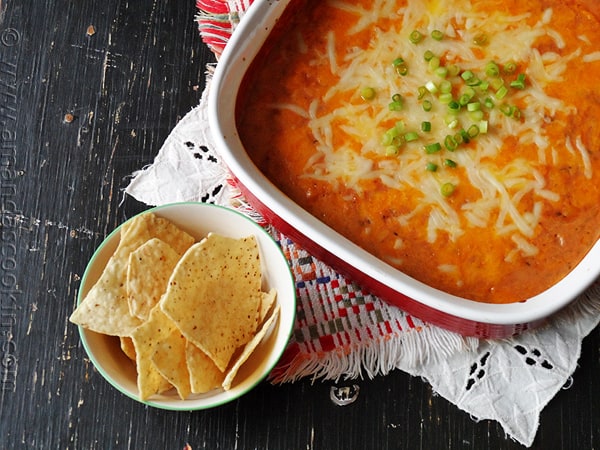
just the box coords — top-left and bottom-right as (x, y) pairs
(259, 289), (277, 324)
(127, 238), (182, 321)
(120, 336), (136, 361)
(130, 306), (177, 400)
(160, 234), (262, 372)
(222, 303), (280, 390)
(151, 328), (192, 400)
(186, 342), (225, 394)
(70, 212), (195, 336)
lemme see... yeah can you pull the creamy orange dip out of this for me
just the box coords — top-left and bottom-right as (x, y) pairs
(237, 0), (600, 303)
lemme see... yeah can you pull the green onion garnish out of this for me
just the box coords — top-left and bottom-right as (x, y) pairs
(467, 124), (480, 138)
(405, 131), (419, 142)
(424, 50), (435, 61)
(495, 85), (508, 100)
(441, 182), (456, 197)
(444, 135), (458, 151)
(473, 32), (488, 46)
(485, 61), (500, 77)
(426, 162), (438, 172)
(424, 142), (442, 154)
(444, 158), (457, 168)
(431, 29), (444, 41)
(409, 30), (423, 44)
(360, 87), (376, 101)
(510, 73), (526, 89)
(503, 61), (517, 74)
(425, 81), (439, 94)
(439, 92), (453, 104)
(422, 100), (433, 111)
(421, 121), (432, 132)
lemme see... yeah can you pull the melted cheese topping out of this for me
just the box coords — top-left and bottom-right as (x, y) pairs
(301, 0), (587, 253)
(238, 0), (600, 303)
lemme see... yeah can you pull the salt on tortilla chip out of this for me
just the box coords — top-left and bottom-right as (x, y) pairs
(130, 305), (176, 400)
(186, 342), (225, 394)
(222, 303), (280, 390)
(70, 212), (195, 336)
(151, 328), (192, 400)
(160, 233), (262, 372)
(127, 238), (182, 321)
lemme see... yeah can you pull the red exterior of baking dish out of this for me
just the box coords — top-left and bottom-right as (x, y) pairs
(208, 0), (600, 339)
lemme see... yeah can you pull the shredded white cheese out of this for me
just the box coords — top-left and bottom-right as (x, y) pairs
(282, 0), (594, 267)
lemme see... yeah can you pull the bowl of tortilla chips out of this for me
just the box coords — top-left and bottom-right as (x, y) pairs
(70, 202), (296, 410)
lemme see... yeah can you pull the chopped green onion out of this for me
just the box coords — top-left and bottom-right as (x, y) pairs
(484, 97), (495, 109)
(485, 61), (500, 77)
(495, 85), (509, 100)
(424, 142), (442, 154)
(478, 80), (490, 92)
(478, 120), (489, 133)
(473, 32), (488, 46)
(382, 127), (400, 146)
(360, 87), (376, 101)
(428, 56), (441, 71)
(461, 70), (475, 81)
(389, 101), (403, 111)
(422, 100), (433, 111)
(405, 131), (420, 142)
(424, 50), (435, 61)
(389, 93), (404, 111)
(454, 132), (464, 145)
(447, 100), (461, 113)
(409, 30), (424, 44)
(467, 101), (481, 112)
(393, 57), (409, 76)
(503, 61), (517, 74)
(431, 29), (444, 41)
(435, 66), (449, 78)
(426, 162), (438, 172)
(444, 135), (458, 151)
(418, 85), (428, 99)
(425, 81), (439, 94)
(458, 87), (475, 105)
(510, 73), (527, 89)
(421, 121), (432, 132)
(468, 110), (484, 121)
(467, 124), (480, 138)
(444, 158), (457, 168)
(465, 76), (481, 87)
(440, 80), (452, 94)
(500, 103), (522, 119)
(395, 63), (409, 76)
(385, 146), (400, 156)
(445, 117), (459, 129)
(447, 64), (461, 77)
(441, 182), (456, 197)
(490, 78), (504, 91)
(439, 92), (454, 104)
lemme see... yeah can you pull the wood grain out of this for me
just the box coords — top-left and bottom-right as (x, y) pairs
(0, 1), (597, 449)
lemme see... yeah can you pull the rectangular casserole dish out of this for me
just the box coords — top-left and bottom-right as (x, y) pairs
(208, 0), (600, 338)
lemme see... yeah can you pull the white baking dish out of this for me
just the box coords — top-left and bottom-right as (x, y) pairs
(208, 0), (600, 338)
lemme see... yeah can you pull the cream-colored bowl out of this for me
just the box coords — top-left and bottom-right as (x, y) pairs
(208, 0), (600, 338)
(77, 202), (296, 410)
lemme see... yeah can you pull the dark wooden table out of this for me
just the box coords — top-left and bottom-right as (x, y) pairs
(1, 1), (598, 449)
